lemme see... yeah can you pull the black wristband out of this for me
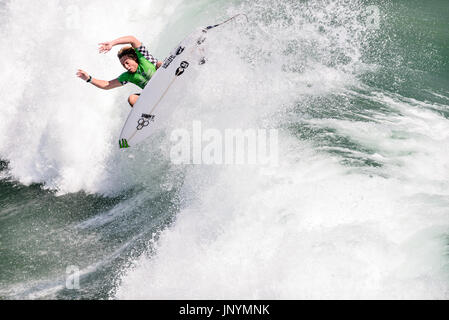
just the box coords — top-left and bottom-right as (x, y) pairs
(86, 75), (92, 83)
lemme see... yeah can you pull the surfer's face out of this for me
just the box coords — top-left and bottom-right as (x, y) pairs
(120, 56), (138, 73)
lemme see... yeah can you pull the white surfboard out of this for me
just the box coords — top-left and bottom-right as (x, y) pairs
(118, 28), (208, 149)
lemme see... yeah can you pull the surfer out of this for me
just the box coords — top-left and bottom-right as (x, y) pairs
(76, 35), (162, 107)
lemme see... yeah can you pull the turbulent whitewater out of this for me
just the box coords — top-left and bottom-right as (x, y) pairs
(0, 0), (448, 299)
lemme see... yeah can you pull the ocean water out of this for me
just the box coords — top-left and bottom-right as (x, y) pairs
(0, 0), (448, 299)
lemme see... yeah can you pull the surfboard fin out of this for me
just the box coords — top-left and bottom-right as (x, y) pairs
(119, 138), (130, 149)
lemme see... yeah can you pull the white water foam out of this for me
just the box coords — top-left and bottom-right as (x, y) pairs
(1, 0), (448, 299)
(116, 133), (449, 299)
(0, 0), (363, 194)
(0, 0), (187, 194)
(115, 0), (449, 299)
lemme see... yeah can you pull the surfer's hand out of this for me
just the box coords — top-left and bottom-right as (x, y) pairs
(98, 42), (113, 53)
(76, 69), (89, 81)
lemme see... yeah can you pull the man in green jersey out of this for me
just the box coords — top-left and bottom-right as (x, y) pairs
(77, 35), (162, 107)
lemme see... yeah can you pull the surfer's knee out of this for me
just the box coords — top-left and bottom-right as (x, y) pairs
(128, 94), (139, 107)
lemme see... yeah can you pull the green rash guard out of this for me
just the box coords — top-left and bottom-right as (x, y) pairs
(117, 44), (158, 89)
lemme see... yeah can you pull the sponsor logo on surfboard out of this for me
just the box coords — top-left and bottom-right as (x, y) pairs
(136, 114), (155, 130)
(141, 113), (155, 120)
(175, 61), (189, 76)
(176, 46), (185, 55)
(163, 55), (176, 69)
(136, 118), (150, 130)
(197, 36), (206, 45)
(162, 46), (185, 69)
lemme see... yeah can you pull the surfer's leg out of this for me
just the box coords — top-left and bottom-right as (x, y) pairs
(128, 93), (140, 107)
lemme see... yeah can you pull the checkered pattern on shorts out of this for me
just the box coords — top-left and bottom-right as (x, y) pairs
(137, 43), (158, 65)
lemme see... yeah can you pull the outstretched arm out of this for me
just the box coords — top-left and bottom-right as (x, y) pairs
(76, 69), (122, 90)
(99, 36), (141, 53)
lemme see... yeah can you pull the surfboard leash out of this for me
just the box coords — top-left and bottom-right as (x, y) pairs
(205, 13), (249, 30)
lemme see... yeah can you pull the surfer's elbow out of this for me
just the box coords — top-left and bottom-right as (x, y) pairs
(104, 79), (122, 90)
(128, 36), (141, 48)
(100, 83), (111, 90)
